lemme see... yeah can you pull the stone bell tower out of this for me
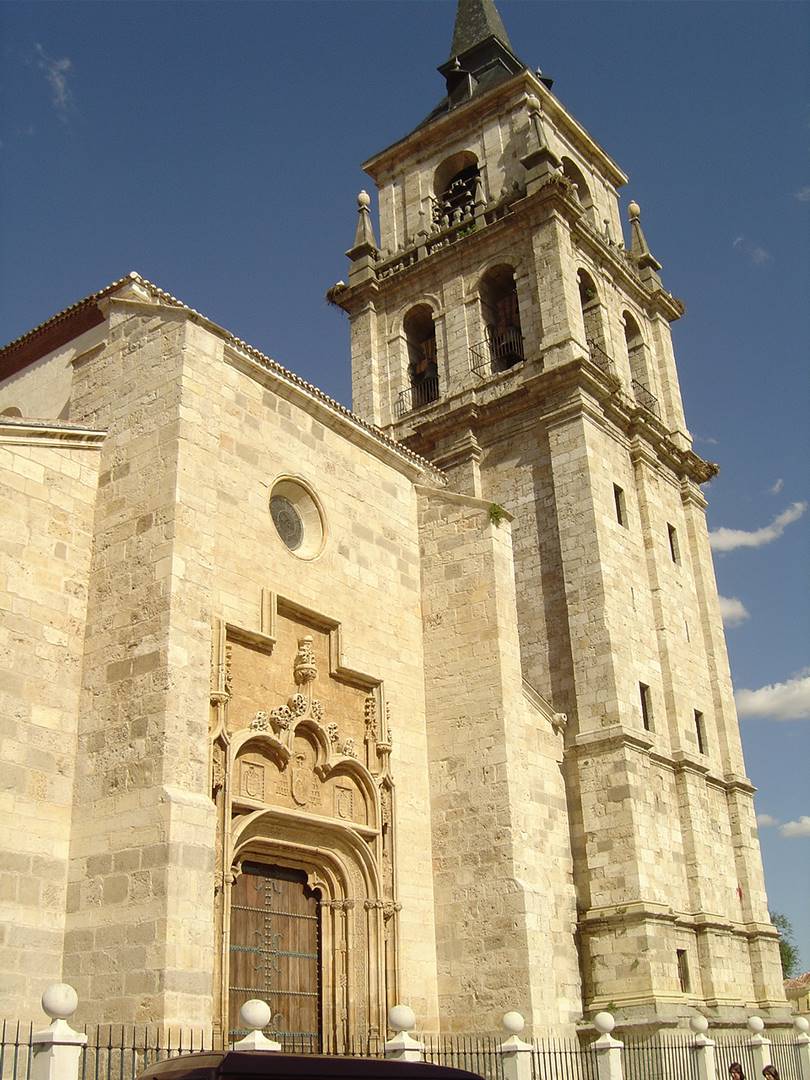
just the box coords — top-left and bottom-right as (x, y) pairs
(332, 0), (787, 1027)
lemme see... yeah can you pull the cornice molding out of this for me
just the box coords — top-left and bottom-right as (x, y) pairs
(0, 419), (106, 451)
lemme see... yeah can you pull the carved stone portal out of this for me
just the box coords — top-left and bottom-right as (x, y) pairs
(210, 598), (398, 1046)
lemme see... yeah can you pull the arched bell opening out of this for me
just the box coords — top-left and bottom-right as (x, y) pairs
(403, 304), (439, 411)
(479, 264), (524, 373)
(577, 268), (608, 363)
(433, 150), (480, 230)
(623, 311), (659, 414)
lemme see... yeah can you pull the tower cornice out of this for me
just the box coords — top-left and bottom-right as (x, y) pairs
(392, 352), (716, 488)
(362, 71), (627, 190)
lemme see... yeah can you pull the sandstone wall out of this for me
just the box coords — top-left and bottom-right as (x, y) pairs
(0, 423), (102, 1017)
(417, 486), (581, 1033)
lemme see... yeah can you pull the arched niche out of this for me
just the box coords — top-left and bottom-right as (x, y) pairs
(433, 150), (480, 228)
(577, 268), (607, 353)
(478, 263), (524, 372)
(561, 157), (596, 223)
(403, 303), (439, 408)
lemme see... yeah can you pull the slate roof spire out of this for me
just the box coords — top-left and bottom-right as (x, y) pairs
(448, 0), (515, 60)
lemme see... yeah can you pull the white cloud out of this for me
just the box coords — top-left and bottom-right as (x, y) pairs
(34, 43), (74, 120)
(795, 186), (810, 203)
(756, 813), (779, 828)
(770, 478), (784, 495)
(694, 433), (719, 446)
(718, 596), (749, 627)
(779, 816), (810, 838)
(732, 235), (773, 266)
(709, 501), (807, 551)
(736, 669), (810, 722)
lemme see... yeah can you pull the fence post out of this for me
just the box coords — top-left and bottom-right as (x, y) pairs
(384, 1005), (423, 1062)
(794, 1017), (810, 1080)
(499, 1012), (533, 1080)
(747, 1017), (772, 1074)
(31, 984), (88, 1080)
(593, 1013), (624, 1080)
(690, 1016), (717, 1080)
(232, 1000), (281, 1051)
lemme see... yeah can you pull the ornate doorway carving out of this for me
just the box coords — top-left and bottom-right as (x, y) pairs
(211, 594), (399, 1047)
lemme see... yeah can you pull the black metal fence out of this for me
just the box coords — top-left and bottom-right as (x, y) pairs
(1, 1021), (804, 1080)
(622, 1034), (699, 1080)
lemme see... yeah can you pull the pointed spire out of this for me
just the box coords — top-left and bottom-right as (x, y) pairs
(351, 191), (378, 253)
(437, 0), (525, 105)
(346, 191), (379, 287)
(449, 0), (514, 59)
(521, 93), (560, 192)
(627, 201), (663, 288)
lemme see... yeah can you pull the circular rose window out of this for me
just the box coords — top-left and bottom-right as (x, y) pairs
(269, 477), (325, 559)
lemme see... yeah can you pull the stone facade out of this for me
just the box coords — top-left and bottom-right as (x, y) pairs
(0, 0), (789, 1039)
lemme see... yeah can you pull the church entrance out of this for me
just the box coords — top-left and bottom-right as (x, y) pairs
(228, 862), (321, 1046)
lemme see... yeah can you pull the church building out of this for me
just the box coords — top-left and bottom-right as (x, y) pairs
(0, 0), (788, 1040)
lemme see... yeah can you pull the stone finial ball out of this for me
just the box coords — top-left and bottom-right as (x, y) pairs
(239, 999), (272, 1031)
(42, 983), (78, 1020)
(389, 1004), (416, 1033)
(795, 1017), (809, 1035)
(593, 1012), (616, 1035)
(628, 200), (641, 220)
(503, 1012), (525, 1035)
(525, 94), (541, 113)
(690, 1016), (709, 1035)
(357, 190), (371, 209)
(747, 1016), (765, 1035)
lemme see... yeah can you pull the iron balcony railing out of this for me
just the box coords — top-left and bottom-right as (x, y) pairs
(586, 339), (618, 378)
(394, 376), (440, 418)
(469, 327), (525, 377)
(631, 377), (661, 417)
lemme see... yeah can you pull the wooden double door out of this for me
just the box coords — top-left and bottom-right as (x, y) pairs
(228, 863), (321, 1044)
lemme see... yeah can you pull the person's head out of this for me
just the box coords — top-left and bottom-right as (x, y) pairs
(763, 1067), (779, 1080)
(729, 1064), (745, 1080)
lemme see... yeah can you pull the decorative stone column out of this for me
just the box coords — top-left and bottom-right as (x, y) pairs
(690, 1015), (717, 1080)
(384, 1005), (423, 1062)
(31, 984), (87, 1080)
(500, 1012), (533, 1080)
(794, 1017), (810, 1080)
(593, 1012), (624, 1080)
(232, 1000), (281, 1051)
(747, 1017), (772, 1073)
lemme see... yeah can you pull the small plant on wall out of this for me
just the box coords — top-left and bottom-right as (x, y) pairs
(489, 503), (507, 526)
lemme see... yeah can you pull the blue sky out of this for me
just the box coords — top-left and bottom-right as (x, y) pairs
(1, 1), (808, 974)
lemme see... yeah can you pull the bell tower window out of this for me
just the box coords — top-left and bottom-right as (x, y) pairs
(624, 312), (660, 416)
(397, 304), (439, 416)
(475, 264), (524, 374)
(433, 151), (480, 230)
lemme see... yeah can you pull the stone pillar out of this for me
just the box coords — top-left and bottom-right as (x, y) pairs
(794, 1018), (810, 1080)
(500, 1012), (533, 1080)
(31, 985), (87, 1080)
(593, 1013), (624, 1080)
(690, 1016), (717, 1080)
(232, 1000), (281, 1051)
(384, 1005), (423, 1062)
(747, 1017), (772, 1073)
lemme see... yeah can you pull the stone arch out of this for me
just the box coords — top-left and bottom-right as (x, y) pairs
(561, 156), (596, 224)
(221, 809), (388, 1046)
(475, 263), (524, 372)
(433, 149), (480, 228)
(401, 303), (439, 411)
(578, 267), (609, 356)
